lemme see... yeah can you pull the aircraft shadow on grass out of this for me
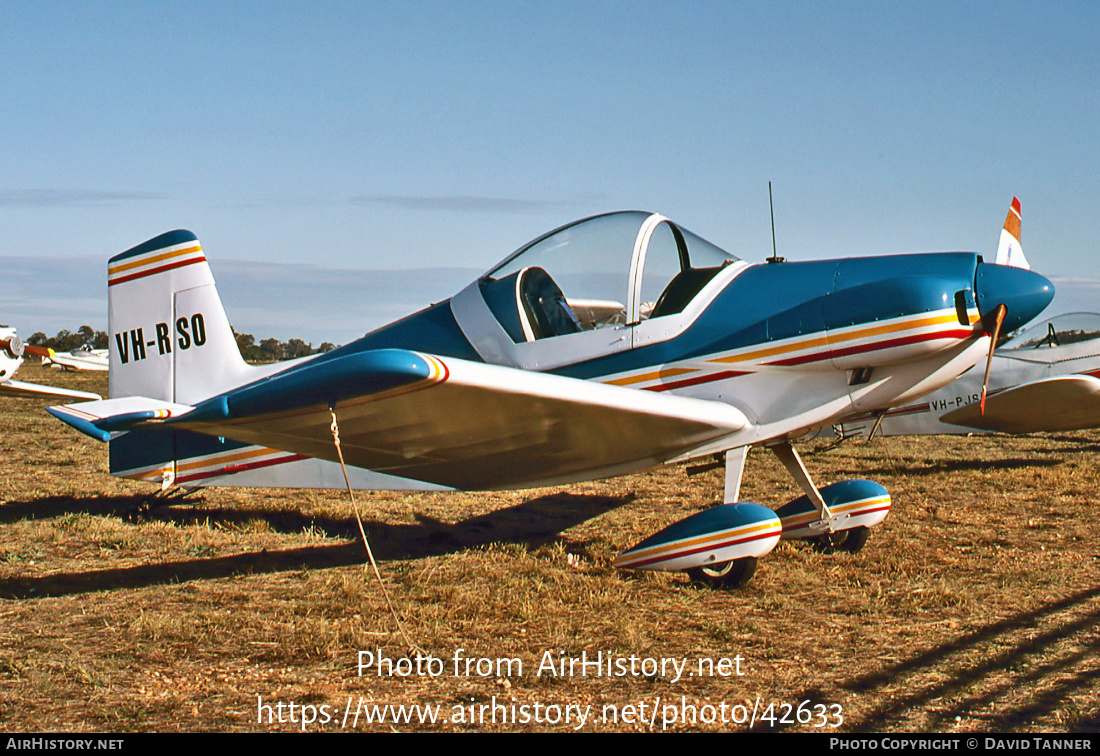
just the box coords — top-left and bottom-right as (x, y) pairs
(0, 491), (631, 600)
(851, 456), (1065, 479)
(759, 583), (1100, 733)
(1036, 434), (1100, 454)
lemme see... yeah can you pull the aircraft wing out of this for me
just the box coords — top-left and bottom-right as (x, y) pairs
(46, 352), (109, 372)
(940, 375), (1100, 433)
(1, 379), (101, 401)
(50, 349), (750, 490)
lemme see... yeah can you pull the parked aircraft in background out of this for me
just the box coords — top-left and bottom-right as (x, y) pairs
(48, 201), (1053, 587)
(0, 327), (101, 400)
(44, 345), (109, 372)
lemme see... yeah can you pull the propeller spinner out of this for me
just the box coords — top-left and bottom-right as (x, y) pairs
(972, 262), (1055, 415)
(0, 336), (52, 359)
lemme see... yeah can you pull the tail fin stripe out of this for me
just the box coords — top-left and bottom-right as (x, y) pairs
(108, 244), (203, 276)
(108, 255), (208, 287)
(175, 452), (310, 485)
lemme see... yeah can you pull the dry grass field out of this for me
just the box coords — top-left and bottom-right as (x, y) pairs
(1, 363), (1098, 732)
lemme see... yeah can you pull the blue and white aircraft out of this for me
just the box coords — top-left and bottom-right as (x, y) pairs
(48, 204), (1054, 587)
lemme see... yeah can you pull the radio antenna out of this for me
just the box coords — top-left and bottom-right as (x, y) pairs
(766, 181), (785, 264)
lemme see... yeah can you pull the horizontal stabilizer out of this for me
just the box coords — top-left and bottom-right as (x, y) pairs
(152, 348), (751, 490)
(47, 397), (193, 442)
(940, 375), (1100, 433)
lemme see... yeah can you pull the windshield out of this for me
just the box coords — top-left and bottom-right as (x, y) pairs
(1000, 312), (1100, 350)
(481, 212), (739, 339)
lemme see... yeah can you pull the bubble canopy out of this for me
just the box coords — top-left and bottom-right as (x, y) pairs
(480, 212), (739, 339)
(1000, 312), (1100, 351)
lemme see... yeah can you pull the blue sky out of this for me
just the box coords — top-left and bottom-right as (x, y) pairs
(1, 1), (1097, 344)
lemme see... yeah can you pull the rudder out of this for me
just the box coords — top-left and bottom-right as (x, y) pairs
(994, 196), (1029, 269)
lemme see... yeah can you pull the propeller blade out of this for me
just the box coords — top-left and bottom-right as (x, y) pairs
(980, 303), (1007, 415)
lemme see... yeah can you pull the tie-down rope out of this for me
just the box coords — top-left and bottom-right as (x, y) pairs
(329, 406), (425, 657)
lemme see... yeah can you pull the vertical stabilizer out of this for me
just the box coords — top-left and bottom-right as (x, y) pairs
(995, 196), (1029, 269)
(107, 230), (253, 404)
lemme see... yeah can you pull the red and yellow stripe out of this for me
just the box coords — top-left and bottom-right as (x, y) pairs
(116, 445), (308, 485)
(614, 519), (782, 570)
(778, 494), (891, 532)
(603, 310), (979, 392)
(108, 242), (206, 286)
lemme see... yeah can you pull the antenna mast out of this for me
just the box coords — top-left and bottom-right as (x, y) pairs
(766, 181), (785, 264)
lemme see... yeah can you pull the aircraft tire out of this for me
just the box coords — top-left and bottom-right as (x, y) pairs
(688, 557), (757, 590)
(811, 526), (871, 555)
(839, 526), (870, 554)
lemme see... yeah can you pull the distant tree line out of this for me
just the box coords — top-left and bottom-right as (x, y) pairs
(233, 330), (336, 362)
(27, 326), (108, 351)
(25, 325), (336, 362)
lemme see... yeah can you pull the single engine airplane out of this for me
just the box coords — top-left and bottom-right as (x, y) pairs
(0, 326), (101, 401)
(47, 203), (1054, 587)
(44, 344), (110, 372)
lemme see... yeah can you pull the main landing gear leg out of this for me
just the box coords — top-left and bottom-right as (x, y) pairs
(768, 440), (833, 523)
(769, 439), (884, 554)
(686, 446), (759, 588)
(723, 446), (748, 504)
